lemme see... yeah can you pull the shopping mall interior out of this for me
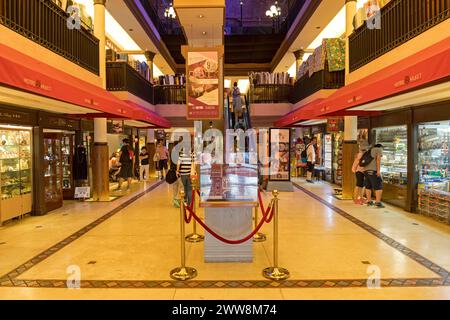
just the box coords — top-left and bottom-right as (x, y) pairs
(0, 0), (449, 300)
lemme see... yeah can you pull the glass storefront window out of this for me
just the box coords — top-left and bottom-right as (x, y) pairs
(418, 121), (450, 192)
(374, 125), (408, 186)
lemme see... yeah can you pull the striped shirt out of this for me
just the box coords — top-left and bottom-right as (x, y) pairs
(177, 153), (193, 176)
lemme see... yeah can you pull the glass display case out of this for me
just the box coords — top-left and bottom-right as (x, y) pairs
(0, 127), (33, 224)
(43, 133), (63, 212)
(61, 134), (74, 199)
(418, 121), (450, 223)
(332, 132), (343, 186)
(374, 125), (408, 208)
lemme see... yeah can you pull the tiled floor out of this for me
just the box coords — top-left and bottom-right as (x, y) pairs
(0, 178), (449, 299)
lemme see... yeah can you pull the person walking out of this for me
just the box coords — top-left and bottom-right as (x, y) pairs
(306, 137), (317, 183)
(177, 150), (194, 207)
(139, 146), (150, 181)
(170, 140), (183, 207)
(360, 142), (385, 208)
(117, 138), (134, 190)
(352, 141), (369, 204)
(156, 140), (169, 180)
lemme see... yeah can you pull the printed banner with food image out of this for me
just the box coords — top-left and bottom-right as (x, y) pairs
(269, 128), (291, 181)
(187, 51), (220, 120)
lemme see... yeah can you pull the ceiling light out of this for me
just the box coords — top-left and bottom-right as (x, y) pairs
(199, 14), (204, 18)
(202, 31), (207, 35)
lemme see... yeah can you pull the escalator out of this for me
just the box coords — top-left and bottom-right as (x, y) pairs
(225, 94), (252, 131)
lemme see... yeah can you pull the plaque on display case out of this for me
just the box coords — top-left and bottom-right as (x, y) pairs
(199, 158), (258, 205)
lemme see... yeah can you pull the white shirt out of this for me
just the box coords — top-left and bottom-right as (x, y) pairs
(307, 144), (316, 163)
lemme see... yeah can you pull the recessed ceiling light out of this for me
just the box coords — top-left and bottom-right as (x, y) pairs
(129, 28), (134, 32)
(199, 14), (204, 18)
(202, 31), (207, 35)
(316, 26), (321, 29)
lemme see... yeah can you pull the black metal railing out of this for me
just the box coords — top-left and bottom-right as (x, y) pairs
(290, 63), (345, 104)
(154, 85), (186, 104)
(0, 0), (99, 74)
(106, 62), (154, 105)
(349, 0), (450, 72)
(249, 84), (292, 104)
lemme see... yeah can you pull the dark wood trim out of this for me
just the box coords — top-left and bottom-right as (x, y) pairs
(412, 100), (450, 123)
(270, 0), (323, 72)
(0, 104), (38, 126)
(38, 112), (81, 131)
(32, 126), (45, 216)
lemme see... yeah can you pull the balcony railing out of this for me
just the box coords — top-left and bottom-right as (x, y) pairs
(106, 62), (154, 105)
(249, 84), (292, 104)
(154, 85), (186, 105)
(290, 62), (345, 104)
(349, 0), (450, 72)
(0, 0), (100, 74)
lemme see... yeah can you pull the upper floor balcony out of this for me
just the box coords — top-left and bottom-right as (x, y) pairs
(0, 0), (99, 75)
(349, 0), (450, 72)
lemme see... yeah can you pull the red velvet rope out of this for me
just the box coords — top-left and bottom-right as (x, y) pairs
(183, 190), (196, 224)
(183, 191), (274, 245)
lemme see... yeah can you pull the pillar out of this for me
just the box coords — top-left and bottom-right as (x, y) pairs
(92, 118), (109, 201)
(345, 0), (357, 78)
(144, 51), (156, 83)
(341, 0), (359, 199)
(293, 49), (305, 80)
(94, 0), (107, 88)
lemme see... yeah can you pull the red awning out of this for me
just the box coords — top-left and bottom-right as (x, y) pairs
(125, 101), (171, 128)
(275, 99), (325, 127)
(0, 43), (170, 128)
(277, 36), (450, 127)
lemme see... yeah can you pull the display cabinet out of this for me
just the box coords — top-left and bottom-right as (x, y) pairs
(374, 126), (408, 208)
(333, 132), (343, 186)
(0, 128), (33, 225)
(61, 134), (74, 199)
(43, 133), (63, 212)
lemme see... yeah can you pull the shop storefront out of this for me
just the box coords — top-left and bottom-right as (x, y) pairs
(369, 100), (450, 224)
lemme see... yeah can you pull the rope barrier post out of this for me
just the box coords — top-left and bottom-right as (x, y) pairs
(263, 190), (290, 281)
(185, 177), (204, 243)
(253, 203), (266, 242)
(170, 190), (198, 281)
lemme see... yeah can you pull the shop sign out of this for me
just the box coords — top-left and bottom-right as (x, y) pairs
(187, 51), (220, 120)
(41, 114), (80, 130)
(0, 109), (35, 125)
(327, 118), (343, 132)
(74, 187), (90, 199)
(156, 129), (165, 140)
(269, 128), (291, 181)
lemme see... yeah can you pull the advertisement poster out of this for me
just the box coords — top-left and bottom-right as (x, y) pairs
(324, 134), (332, 170)
(269, 128), (291, 181)
(111, 120), (123, 134)
(187, 51), (220, 120)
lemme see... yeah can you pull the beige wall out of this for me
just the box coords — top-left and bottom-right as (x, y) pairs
(111, 92), (156, 112)
(0, 25), (102, 87)
(347, 19), (450, 84)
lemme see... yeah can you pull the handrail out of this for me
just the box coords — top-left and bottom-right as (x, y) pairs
(349, 0), (450, 72)
(0, 0), (100, 74)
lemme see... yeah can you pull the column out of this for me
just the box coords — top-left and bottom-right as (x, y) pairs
(293, 49), (305, 80)
(94, 0), (107, 88)
(92, 117), (109, 201)
(341, 0), (358, 199)
(144, 51), (156, 83)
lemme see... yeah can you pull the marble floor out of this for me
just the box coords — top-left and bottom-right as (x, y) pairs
(0, 178), (449, 300)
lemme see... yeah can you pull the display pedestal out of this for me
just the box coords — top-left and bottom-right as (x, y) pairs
(266, 181), (293, 192)
(204, 205), (254, 263)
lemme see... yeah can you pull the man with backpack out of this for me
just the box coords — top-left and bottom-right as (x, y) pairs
(358, 141), (385, 208)
(305, 137), (317, 183)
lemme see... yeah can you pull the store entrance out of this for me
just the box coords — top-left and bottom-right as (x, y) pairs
(43, 131), (75, 213)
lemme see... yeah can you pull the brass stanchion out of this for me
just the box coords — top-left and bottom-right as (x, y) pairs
(170, 190), (198, 281)
(263, 190), (290, 281)
(185, 178), (204, 243)
(253, 203), (266, 242)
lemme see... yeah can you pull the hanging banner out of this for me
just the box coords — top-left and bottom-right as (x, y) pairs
(269, 128), (291, 181)
(187, 51), (220, 120)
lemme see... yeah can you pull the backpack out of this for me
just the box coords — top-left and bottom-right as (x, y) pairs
(301, 144), (310, 159)
(359, 148), (374, 167)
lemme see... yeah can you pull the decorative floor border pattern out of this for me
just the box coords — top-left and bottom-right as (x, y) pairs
(0, 181), (449, 289)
